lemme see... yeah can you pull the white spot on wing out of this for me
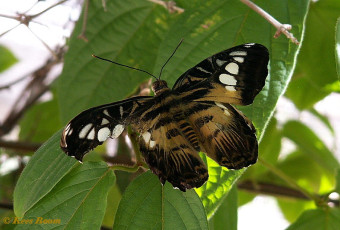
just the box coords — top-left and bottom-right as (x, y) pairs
(98, 127), (111, 142)
(149, 140), (156, 148)
(119, 106), (123, 118)
(88, 128), (95, 140)
(103, 109), (110, 117)
(142, 132), (151, 143)
(224, 109), (231, 116)
(79, 124), (92, 139)
(233, 57), (244, 63)
(225, 85), (236, 91)
(196, 67), (211, 74)
(68, 128), (73, 135)
(230, 51), (247, 56)
(215, 102), (230, 116)
(215, 102), (227, 110)
(244, 43), (255, 48)
(225, 62), (239, 75)
(216, 59), (227, 66)
(101, 118), (110, 125)
(219, 74), (237, 85)
(111, 124), (124, 138)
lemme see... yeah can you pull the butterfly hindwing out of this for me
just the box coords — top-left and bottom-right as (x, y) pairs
(60, 96), (152, 161)
(138, 121), (208, 191)
(173, 43), (269, 105)
(187, 101), (258, 169)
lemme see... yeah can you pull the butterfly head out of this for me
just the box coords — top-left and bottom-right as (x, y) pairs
(152, 79), (169, 95)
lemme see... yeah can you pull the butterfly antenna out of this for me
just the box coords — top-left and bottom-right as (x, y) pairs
(158, 39), (184, 80)
(92, 55), (158, 80)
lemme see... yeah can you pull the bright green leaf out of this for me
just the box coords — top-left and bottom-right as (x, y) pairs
(196, 155), (243, 218)
(286, 0), (340, 109)
(282, 121), (339, 174)
(336, 17), (340, 79)
(286, 208), (340, 230)
(278, 198), (316, 223)
(335, 168), (340, 194)
(208, 186), (237, 230)
(102, 184), (122, 227)
(16, 162), (114, 230)
(274, 151), (335, 195)
(0, 45), (17, 73)
(113, 171), (208, 230)
(13, 130), (76, 218)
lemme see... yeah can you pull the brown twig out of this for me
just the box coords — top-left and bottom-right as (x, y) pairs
(0, 0), (69, 56)
(0, 139), (41, 153)
(240, 0), (299, 44)
(148, 0), (184, 13)
(0, 74), (31, 91)
(238, 180), (339, 207)
(0, 202), (13, 210)
(238, 180), (309, 199)
(78, 0), (89, 42)
(0, 47), (65, 137)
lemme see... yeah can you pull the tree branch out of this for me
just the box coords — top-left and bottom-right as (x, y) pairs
(0, 139), (41, 153)
(0, 47), (65, 137)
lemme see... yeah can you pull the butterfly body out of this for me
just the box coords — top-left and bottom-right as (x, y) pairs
(61, 43), (269, 191)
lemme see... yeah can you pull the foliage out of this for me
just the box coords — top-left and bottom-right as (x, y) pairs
(0, 0), (339, 229)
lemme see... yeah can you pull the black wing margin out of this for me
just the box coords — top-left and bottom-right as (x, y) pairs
(60, 96), (152, 161)
(173, 43), (269, 105)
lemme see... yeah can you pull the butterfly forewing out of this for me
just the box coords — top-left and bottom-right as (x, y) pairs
(173, 43), (269, 105)
(60, 96), (152, 161)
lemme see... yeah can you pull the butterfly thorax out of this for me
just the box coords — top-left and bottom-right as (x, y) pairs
(152, 80), (170, 95)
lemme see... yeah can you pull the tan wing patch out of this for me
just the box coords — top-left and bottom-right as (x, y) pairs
(138, 117), (208, 192)
(188, 102), (258, 169)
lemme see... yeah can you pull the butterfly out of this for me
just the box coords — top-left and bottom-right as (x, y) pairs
(60, 43), (269, 191)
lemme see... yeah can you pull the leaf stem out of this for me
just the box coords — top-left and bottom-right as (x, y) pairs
(110, 163), (141, 172)
(240, 0), (299, 44)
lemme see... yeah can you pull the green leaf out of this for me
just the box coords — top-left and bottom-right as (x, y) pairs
(278, 198), (316, 223)
(335, 168), (340, 194)
(113, 171), (208, 230)
(208, 186), (237, 230)
(309, 108), (335, 135)
(19, 98), (62, 143)
(286, 208), (340, 230)
(0, 45), (17, 73)
(196, 155), (243, 218)
(282, 121), (340, 174)
(13, 130), (76, 218)
(16, 162), (114, 230)
(285, 0), (340, 109)
(336, 17), (340, 79)
(58, 0), (168, 123)
(102, 184), (122, 227)
(275, 151), (334, 194)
